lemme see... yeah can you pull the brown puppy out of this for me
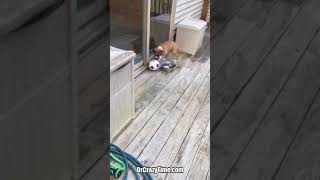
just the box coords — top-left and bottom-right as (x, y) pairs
(153, 41), (179, 60)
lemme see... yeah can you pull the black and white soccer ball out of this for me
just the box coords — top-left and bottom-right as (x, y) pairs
(149, 60), (161, 71)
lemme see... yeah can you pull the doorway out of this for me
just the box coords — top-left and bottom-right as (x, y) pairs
(110, 0), (146, 70)
(110, 0), (174, 73)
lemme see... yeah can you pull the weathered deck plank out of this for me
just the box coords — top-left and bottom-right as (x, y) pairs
(138, 71), (210, 167)
(212, 0), (320, 179)
(126, 60), (210, 157)
(135, 67), (181, 115)
(213, 0), (249, 22)
(154, 95), (210, 179)
(164, 96), (210, 180)
(212, 0), (279, 75)
(212, 0), (250, 36)
(113, 59), (200, 147)
(211, 0), (300, 129)
(226, 30), (320, 180)
(134, 55), (190, 102)
(274, 95), (320, 180)
(186, 117), (210, 180)
(108, 38), (210, 179)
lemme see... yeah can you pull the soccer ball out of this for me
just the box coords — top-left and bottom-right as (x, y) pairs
(149, 60), (160, 71)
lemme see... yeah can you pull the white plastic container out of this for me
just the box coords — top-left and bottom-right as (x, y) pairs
(110, 46), (135, 141)
(176, 18), (207, 55)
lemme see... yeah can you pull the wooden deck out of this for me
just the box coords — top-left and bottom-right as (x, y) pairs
(212, 0), (320, 179)
(82, 32), (210, 179)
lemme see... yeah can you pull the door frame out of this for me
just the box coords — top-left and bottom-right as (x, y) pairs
(133, 0), (150, 72)
(169, 0), (177, 41)
(134, 0), (177, 74)
(143, 0), (151, 66)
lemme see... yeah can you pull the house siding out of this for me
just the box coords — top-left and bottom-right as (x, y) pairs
(169, 0), (205, 40)
(175, 0), (204, 24)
